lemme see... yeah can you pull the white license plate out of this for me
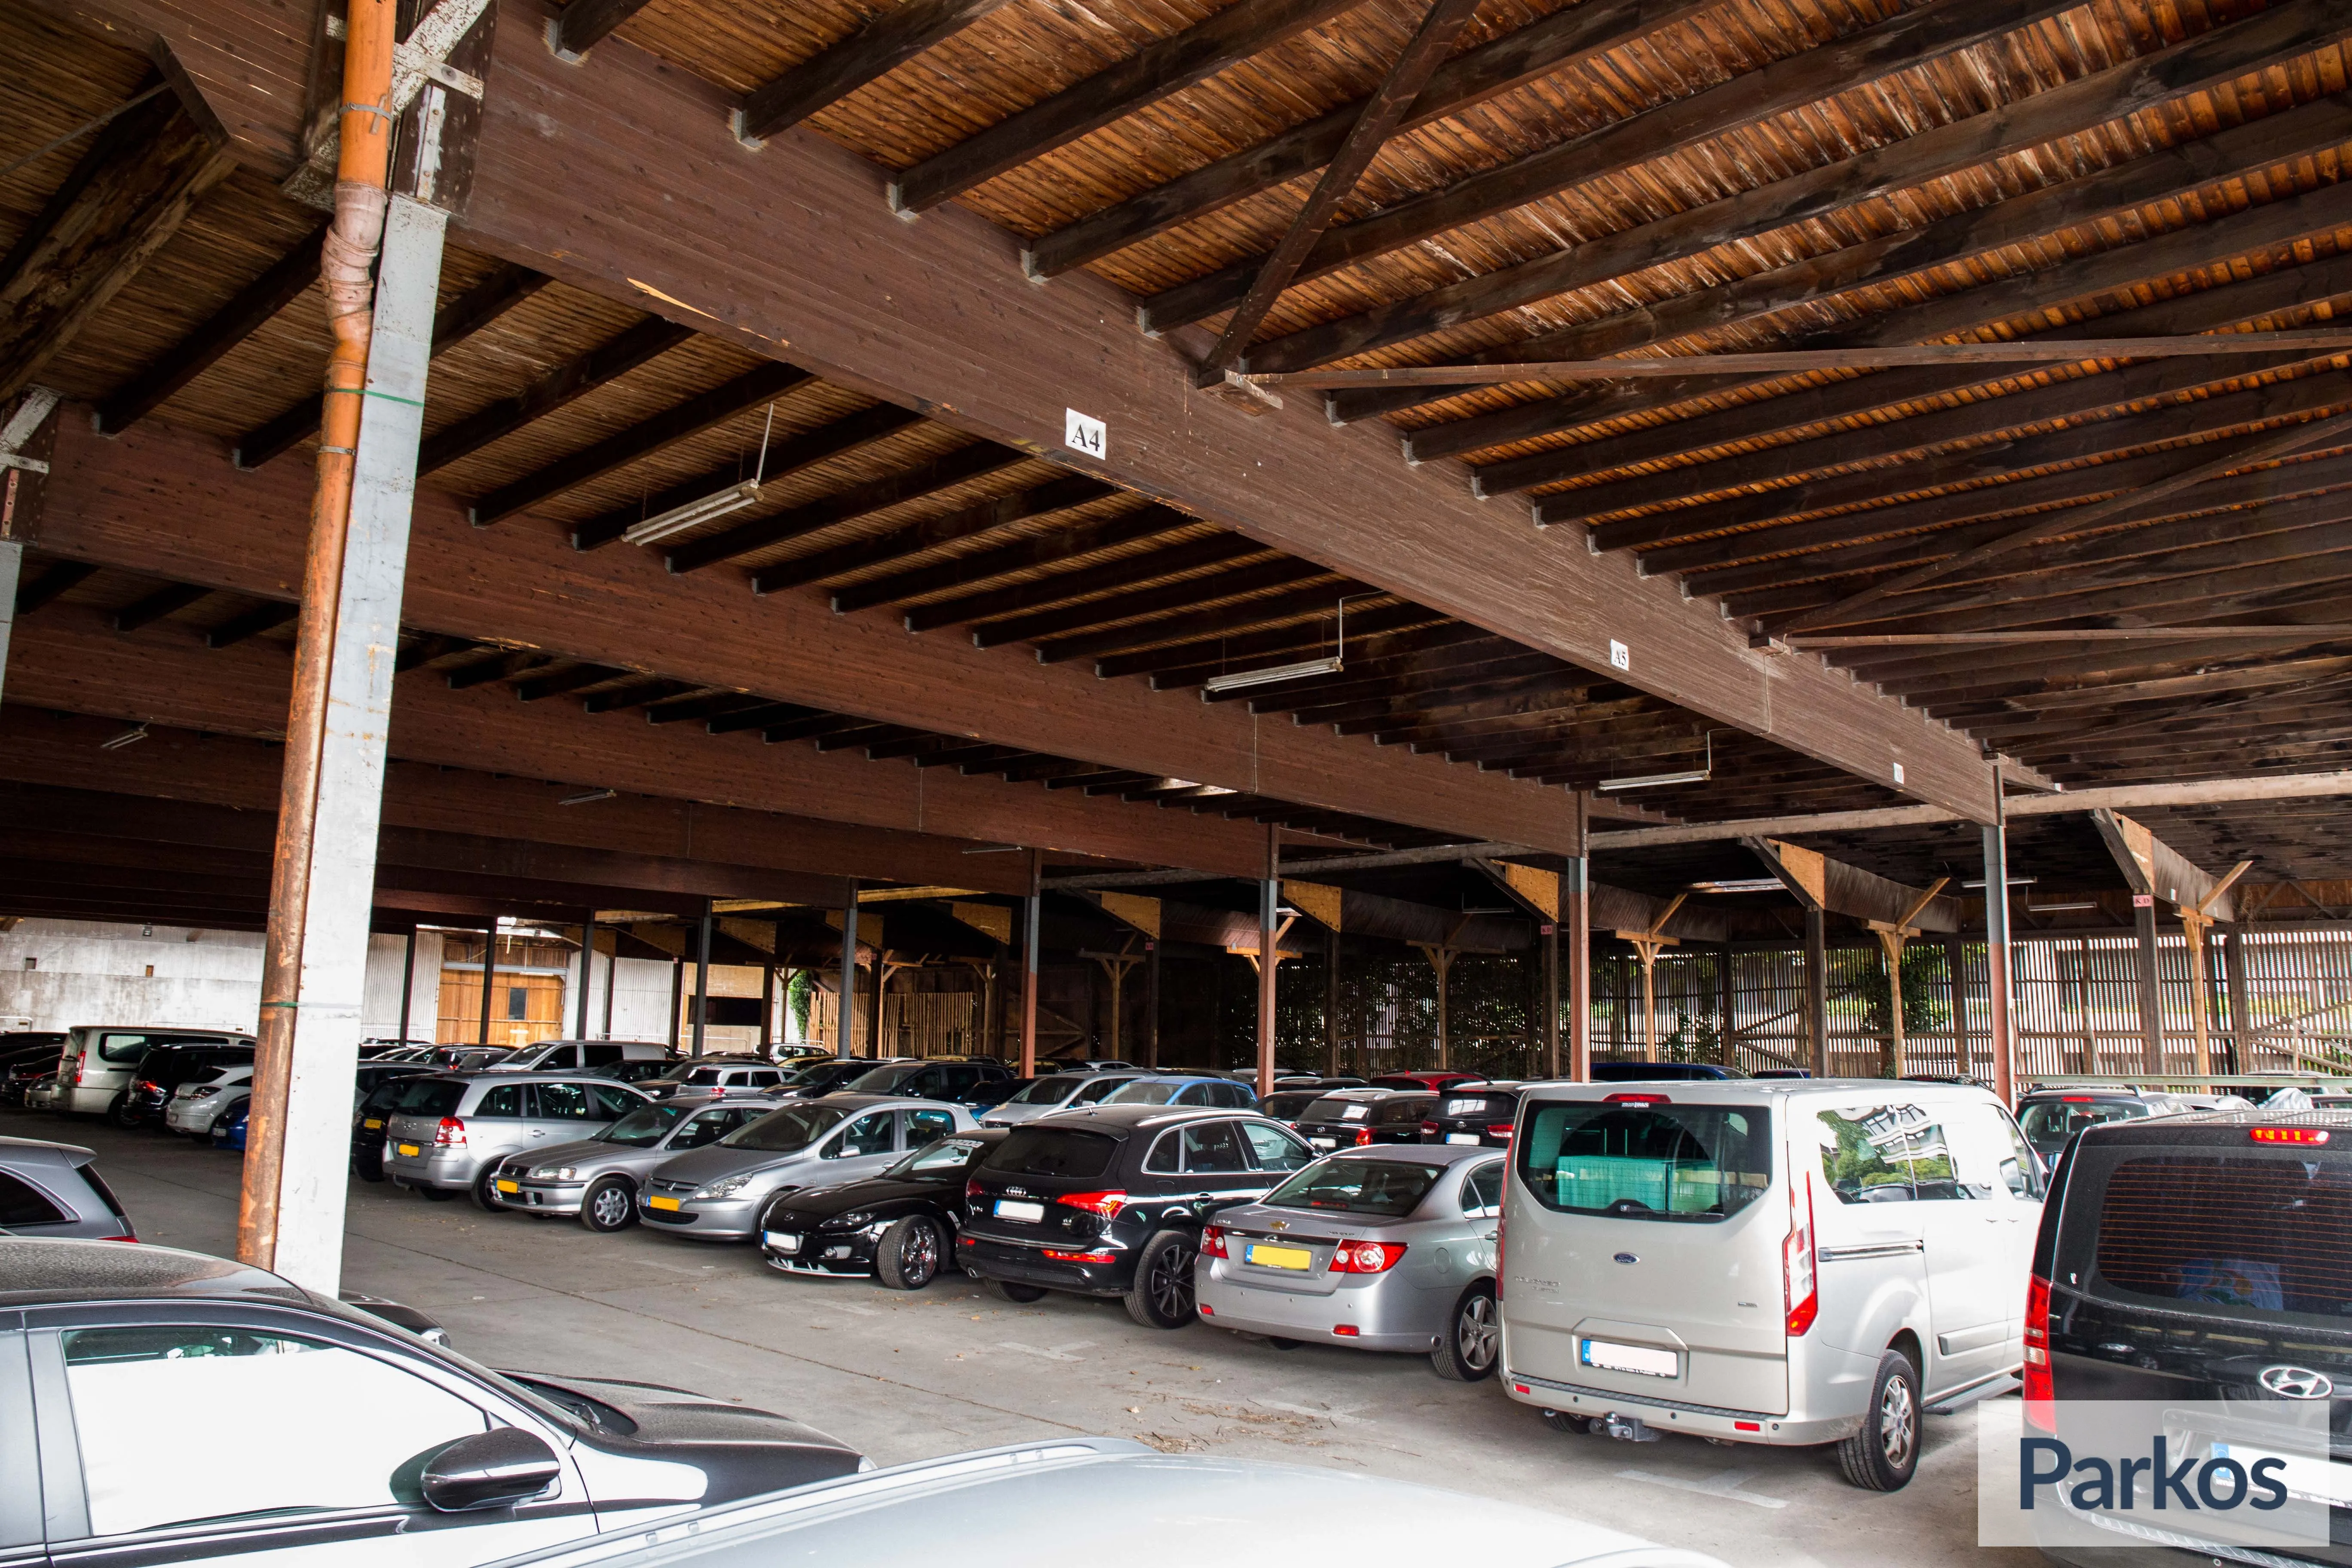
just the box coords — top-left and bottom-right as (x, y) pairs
(764, 1231), (801, 1254)
(1446, 1132), (1481, 1145)
(1311, 1137), (1336, 1149)
(1581, 1338), (1678, 1379)
(994, 1199), (1045, 1222)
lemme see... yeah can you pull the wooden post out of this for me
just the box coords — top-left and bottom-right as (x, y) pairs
(602, 947), (616, 1039)
(1804, 906), (1828, 1078)
(477, 922), (497, 1048)
(2224, 926), (2251, 1073)
(1145, 939), (1160, 1069)
(1982, 791), (2017, 1103)
(872, 944), (888, 1057)
(2131, 894), (2165, 1075)
(2177, 908), (2214, 1078)
(1426, 944), (1455, 1069)
(1612, 892), (1684, 1063)
(574, 911), (596, 1039)
(1567, 822), (1590, 1082)
(838, 878), (860, 1058)
(1871, 928), (1907, 1079)
(1020, 851), (1041, 1076)
(1543, 919), (1560, 1079)
(690, 897), (713, 1057)
(396, 926), (416, 1045)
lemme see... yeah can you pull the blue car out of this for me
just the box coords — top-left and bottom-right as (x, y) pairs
(1097, 1074), (1257, 1109)
(211, 1099), (249, 1152)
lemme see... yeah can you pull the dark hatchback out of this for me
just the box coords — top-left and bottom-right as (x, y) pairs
(759, 1128), (1008, 1288)
(957, 1106), (1315, 1329)
(1294, 1089), (1437, 1153)
(351, 1072), (436, 1180)
(0, 1239), (865, 1567)
(2030, 1108), (2352, 1568)
(1419, 1082), (1524, 1148)
(123, 1042), (255, 1128)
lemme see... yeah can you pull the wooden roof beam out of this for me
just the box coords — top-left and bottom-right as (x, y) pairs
(547, 0), (655, 60)
(827, 501), (1180, 614)
(673, 441), (1030, 575)
(940, 536), (1268, 639)
(2091, 809), (2247, 922)
(201, 599), (296, 648)
(416, 316), (692, 475)
(759, 473), (1120, 595)
(884, 0), (1365, 216)
(92, 219), (325, 436)
(14, 560), (96, 616)
(112, 581), (210, 631)
(1244, 651), (1573, 716)
(1003, 560), (1344, 654)
(735, 0), (1021, 144)
(1106, 608), (1468, 684)
(512, 662), (628, 701)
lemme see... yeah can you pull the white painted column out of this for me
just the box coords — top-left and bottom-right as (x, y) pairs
(266, 196), (447, 1292)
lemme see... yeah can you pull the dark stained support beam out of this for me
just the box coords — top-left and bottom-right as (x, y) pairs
(202, 599), (297, 647)
(233, 263), (549, 469)
(676, 442), (1031, 576)
(827, 500), (1174, 613)
(93, 220), (326, 436)
(915, 534), (1263, 635)
(446, 652), (540, 690)
(1032, 573), (1371, 663)
(1024, 0), (1716, 279)
(393, 634), (471, 674)
(112, 581), (209, 631)
(548, 0), (656, 60)
(735, 0), (1020, 144)
(512, 662), (623, 701)
(417, 316), (691, 475)
(885, 0), (1364, 215)
(469, 360), (812, 525)
(1101, 609), (1469, 683)
(581, 677), (692, 713)
(0, 88), (235, 404)
(15, 560), (95, 616)
(775, 474), (1120, 597)
(705, 701), (821, 734)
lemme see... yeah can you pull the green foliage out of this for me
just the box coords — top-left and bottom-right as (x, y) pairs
(786, 969), (813, 1040)
(1854, 943), (1951, 1037)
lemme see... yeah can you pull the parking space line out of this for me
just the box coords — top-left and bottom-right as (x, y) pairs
(992, 1340), (1097, 1362)
(1615, 1467), (1788, 1510)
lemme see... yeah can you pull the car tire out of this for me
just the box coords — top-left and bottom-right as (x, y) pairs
(1124, 1227), (1198, 1331)
(580, 1176), (636, 1233)
(470, 1168), (505, 1212)
(1430, 1281), (1500, 1381)
(1836, 1348), (1922, 1491)
(876, 1216), (943, 1290)
(108, 1095), (142, 1130)
(982, 1278), (1046, 1304)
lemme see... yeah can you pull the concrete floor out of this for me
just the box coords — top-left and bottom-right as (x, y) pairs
(12, 1106), (2033, 1568)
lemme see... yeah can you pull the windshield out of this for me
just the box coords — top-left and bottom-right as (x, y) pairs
(596, 1104), (686, 1147)
(1104, 1081), (1181, 1105)
(1069, 1076), (1134, 1106)
(1518, 1100), (1771, 1222)
(2019, 1099), (2148, 1144)
(982, 1126), (1119, 1179)
(784, 1061), (841, 1085)
(888, 1136), (990, 1180)
(1005, 1075), (1086, 1107)
(845, 1065), (917, 1093)
(720, 1102), (851, 1152)
(1266, 1159), (1444, 1217)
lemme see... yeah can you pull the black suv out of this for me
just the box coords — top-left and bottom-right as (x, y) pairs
(2014, 1086), (2194, 1167)
(124, 1042), (255, 1128)
(1294, 1088), (1436, 1152)
(2030, 1106), (2352, 1568)
(1419, 1081), (1524, 1148)
(957, 1105), (1315, 1329)
(842, 1059), (1011, 1103)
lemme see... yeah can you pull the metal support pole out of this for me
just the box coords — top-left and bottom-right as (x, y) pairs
(1020, 861), (1041, 1077)
(601, 949), (615, 1039)
(1257, 872), (1279, 1099)
(760, 961), (774, 1053)
(839, 879), (860, 1058)
(575, 912), (597, 1039)
(395, 927), (416, 1045)
(666, 957), (681, 1050)
(1543, 920), (1560, 1079)
(477, 923), (496, 1048)
(1326, 925), (1342, 1076)
(1566, 852), (1591, 1082)
(2132, 895), (2165, 1075)
(691, 897), (713, 1057)
(1804, 906), (1829, 1078)
(238, 191), (446, 1291)
(1982, 786), (2017, 1104)
(1145, 939), (1161, 1070)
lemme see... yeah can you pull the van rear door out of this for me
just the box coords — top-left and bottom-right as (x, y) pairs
(1506, 1094), (1788, 1415)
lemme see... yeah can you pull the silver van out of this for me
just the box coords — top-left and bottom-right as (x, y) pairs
(1500, 1079), (2043, 1491)
(381, 1073), (653, 1208)
(52, 1026), (255, 1120)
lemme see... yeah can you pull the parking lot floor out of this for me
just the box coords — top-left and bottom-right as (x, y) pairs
(12, 1108), (2035, 1568)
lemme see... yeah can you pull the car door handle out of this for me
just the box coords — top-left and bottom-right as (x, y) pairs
(1483, 1230), (1499, 1242)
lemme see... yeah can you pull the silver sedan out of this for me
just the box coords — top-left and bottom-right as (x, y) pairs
(487, 1093), (781, 1230)
(1194, 1143), (1504, 1380)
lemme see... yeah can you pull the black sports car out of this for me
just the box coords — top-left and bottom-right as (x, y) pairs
(756, 1128), (1008, 1289)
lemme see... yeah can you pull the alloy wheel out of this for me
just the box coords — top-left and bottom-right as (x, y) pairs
(1147, 1240), (1194, 1321)
(1457, 1292), (1499, 1372)
(900, 1221), (939, 1286)
(1878, 1375), (1917, 1470)
(591, 1185), (631, 1228)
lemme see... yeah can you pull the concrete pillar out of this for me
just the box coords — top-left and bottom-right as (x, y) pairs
(839, 879), (860, 1058)
(575, 911), (597, 1038)
(1982, 802), (2017, 1104)
(690, 897), (713, 1056)
(239, 196), (448, 1292)
(2132, 895), (2165, 1075)
(1804, 906), (1828, 1078)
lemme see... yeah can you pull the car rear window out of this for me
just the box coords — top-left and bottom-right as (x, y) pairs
(2020, 1099), (2148, 1143)
(2092, 1151), (2352, 1321)
(1265, 1159), (1444, 1217)
(1440, 1092), (1517, 1119)
(386, 1078), (466, 1118)
(1517, 1100), (1771, 1222)
(982, 1127), (1119, 1180)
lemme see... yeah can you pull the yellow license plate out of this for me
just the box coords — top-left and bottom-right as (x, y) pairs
(1245, 1243), (1313, 1271)
(395, 1142), (421, 1157)
(647, 1195), (681, 1211)
(496, 1179), (520, 1194)
(363, 1118), (383, 1130)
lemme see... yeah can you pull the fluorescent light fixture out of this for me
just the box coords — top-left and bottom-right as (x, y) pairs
(1599, 731), (1710, 792)
(1689, 877), (1786, 894)
(622, 404), (777, 547)
(558, 787), (616, 806)
(1204, 655), (1343, 693)
(1962, 876), (2036, 888)
(2028, 901), (2097, 913)
(98, 724), (149, 750)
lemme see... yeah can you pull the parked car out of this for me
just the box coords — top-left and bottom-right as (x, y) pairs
(1257, 1088), (1330, 1125)
(489, 1094), (781, 1231)
(481, 1435), (1722, 1568)
(162, 1063), (254, 1139)
(382, 1074), (655, 1209)
(842, 1058), (1013, 1104)
(0, 1136), (135, 1239)
(430, 1045), (516, 1072)
(1294, 1088), (1437, 1152)
(636, 1061), (792, 1099)
(487, 1039), (672, 1074)
(0, 1034), (67, 1106)
(1421, 1081), (1525, 1148)
(358, 1037), (436, 1058)
(1502, 1079), (2043, 1491)
(2014, 1086), (2194, 1166)
(1368, 1070), (1482, 1093)
(1069, 1059), (1138, 1072)
(21, 1073), (59, 1112)
(1589, 1060), (1749, 1082)
(964, 1077), (1029, 1115)
(0, 1237), (865, 1567)
(978, 1070), (1146, 1127)
(958, 1104), (1315, 1327)
(123, 1041), (258, 1130)
(774, 1059), (883, 1099)
(2027, 1105), (2352, 1568)
(1197, 1144), (1504, 1378)
(353, 1059), (435, 1109)
(640, 1094), (977, 1242)
(51, 1025), (255, 1121)
(759, 1128), (1009, 1288)
(1100, 1074), (1258, 1110)
(214, 1099), (249, 1153)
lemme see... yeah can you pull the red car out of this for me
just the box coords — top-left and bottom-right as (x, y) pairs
(1368, 1070), (1482, 1093)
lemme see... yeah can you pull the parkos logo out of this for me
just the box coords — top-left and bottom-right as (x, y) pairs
(2018, 1434), (2288, 1513)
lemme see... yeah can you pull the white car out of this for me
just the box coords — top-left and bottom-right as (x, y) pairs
(163, 1064), (254, 1137)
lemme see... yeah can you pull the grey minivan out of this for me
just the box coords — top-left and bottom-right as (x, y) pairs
(381, 1074), (654, 1209)
(489, 1093), (781, 1230)
(640, 1094), (977, 1242)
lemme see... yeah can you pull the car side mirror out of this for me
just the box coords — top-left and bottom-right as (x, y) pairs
(420, 1428), (561, 1512)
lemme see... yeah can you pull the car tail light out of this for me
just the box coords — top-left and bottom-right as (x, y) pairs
(2022, 1272), (2055, 1429)
(432, 1117), (467, 1148)
(1057, 1190), (1128, 1217)
(137, 1079), (161, 1095)
(2251, 1127), (2330, 1145)
(1354, 1127), (1375, 1146)
(98, 1235), (137, 1243)
(1485, 1123), (1514, 1142)
(1420, 1120), (1439, 1136)
(1734, 1421), (1761, 1432)
(1333, 1324), (1360, 1336)
(2061, 1095), (2095, 1102)
(966, 1177), (984, 1200)
(1606, 1092), (1668, 1105)
(1783, 1173), (1818, 1336)
(1329, 1240), (1406, 1274)
(1199, 1225), (1228, 1258)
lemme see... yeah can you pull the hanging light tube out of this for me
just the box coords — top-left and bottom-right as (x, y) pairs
(623, 404), (775, 547)
(1598, 732), (1711, 792)
(1200, 593), (1369, 695)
